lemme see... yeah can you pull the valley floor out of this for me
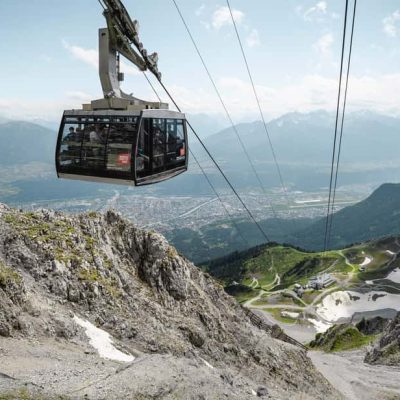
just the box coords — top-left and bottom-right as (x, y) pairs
(310, 349), (400, 400)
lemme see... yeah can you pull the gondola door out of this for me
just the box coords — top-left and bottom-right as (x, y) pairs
(136, 117), (166, 178)
(134, 110), (188, 185)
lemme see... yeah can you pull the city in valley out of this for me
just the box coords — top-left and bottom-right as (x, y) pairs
(16, 186), (367, 235)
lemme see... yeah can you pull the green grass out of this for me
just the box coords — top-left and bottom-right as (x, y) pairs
(248, 243), (397, 291)
(0, 389), (69, 400)
(310, 325), (377, 352)
(330, 327), (376, 352)
(235, 289), (257, 303)
(78, 267), (121, 298)
(0, 260), (22, 286)
(244, 246), (345, 290)
(4, 211), (77, 245)
(243, 245), (313, 286)
(224, 240), (400, 309)
(3, 211), (116, 271)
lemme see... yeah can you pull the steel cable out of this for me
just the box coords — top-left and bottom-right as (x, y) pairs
(171, 0), (278, 219)
(323, 0), (349, 251)
(326, 0), (357, 248)
(226, 0), (290, 207)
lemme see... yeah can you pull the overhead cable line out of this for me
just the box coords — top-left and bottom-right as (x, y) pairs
(226, 0), (290, 207)
(189, 149), (251, 247)
(171, 0), (278, 219)
(139, 4), (271, 242)
(142, 71), (163, 103)
(326, 0), (357, 248)
(143, 70), (252, 246)
(323, 0), (349, 251)
(155, 78), (271, 242)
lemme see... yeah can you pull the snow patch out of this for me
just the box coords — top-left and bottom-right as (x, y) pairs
(281, 311), (300, 319)
(308, 318), (332, 333)
(386, 250), (396, 256)
(365, 280), (374, 285)
(316, 291), (400, 323)
(73, 316), (134, 362)
(386, 269), (400, 284)
(252, 389), (257, 396)
(360, 256), (372, 267)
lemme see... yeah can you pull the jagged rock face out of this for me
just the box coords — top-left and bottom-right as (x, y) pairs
(356, 316), (389, 336)
(365, 312), (400, 366)
(0, 204), (339, 399)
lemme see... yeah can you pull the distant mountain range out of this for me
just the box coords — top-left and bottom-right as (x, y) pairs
(201, 110), (400, 166)
(193, 110), (400, 190)
(1, 110), (400, 201)
(0, 121), (56, 165)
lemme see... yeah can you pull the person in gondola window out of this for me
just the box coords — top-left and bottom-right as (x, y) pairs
(65, 126), (75, 141)
(90, 125), (102, 142)
(153, 127), (165, 169)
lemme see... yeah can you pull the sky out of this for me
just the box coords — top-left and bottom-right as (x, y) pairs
(0, 0), (399, 123)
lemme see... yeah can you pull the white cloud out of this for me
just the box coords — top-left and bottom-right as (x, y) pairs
(159, 73), (400, 119)
(66, 91), (93, 102)
(62, 40), (139, 76)
(304, 1), (327, 20)
(246, 29), (261, 48)
(383, 10), (400, 37)
(62, 40), (98, 69)
(211, 6), (244, 30)
(196, 4), (205, 17)
(313, 33), (334, 56)
(208, 6), (259, 47)
(297, 1), (334, 22)
(0, 97), (88, 121)
(3, 73), (400, 122)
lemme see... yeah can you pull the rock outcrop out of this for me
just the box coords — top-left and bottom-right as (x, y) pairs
(365, 312), (400, 366)
(356, 316), (390, 336)
(309, 323), (374, 353)
(0, 204), (340, 399)
(309, 315), (393, 353)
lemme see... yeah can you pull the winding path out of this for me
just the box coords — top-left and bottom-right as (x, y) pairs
(243, 251), (363, 327)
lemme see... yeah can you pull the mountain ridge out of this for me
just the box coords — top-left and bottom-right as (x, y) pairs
(0, 203), (338, 399)
(290, 182), (400, 250)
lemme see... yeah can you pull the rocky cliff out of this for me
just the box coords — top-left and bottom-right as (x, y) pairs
(365, 312), (400, 366)
(0, 204), (340, 399)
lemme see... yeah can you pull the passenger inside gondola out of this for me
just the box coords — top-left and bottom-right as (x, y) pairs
(81, 123), (107, 168)
(152, 126), (165, 170)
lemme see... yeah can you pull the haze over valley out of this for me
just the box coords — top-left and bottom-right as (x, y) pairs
(1, 110), (399, 262)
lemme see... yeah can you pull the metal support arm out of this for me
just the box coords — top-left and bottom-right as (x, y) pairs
(89, 0), (167, 111)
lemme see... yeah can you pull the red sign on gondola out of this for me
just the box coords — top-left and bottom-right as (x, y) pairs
(117, 153), (131, 165)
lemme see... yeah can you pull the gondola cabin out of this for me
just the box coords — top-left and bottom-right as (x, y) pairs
(56, 109), (188, 186)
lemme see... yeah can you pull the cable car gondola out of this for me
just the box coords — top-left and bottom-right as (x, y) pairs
(56, 109), (187, 186)
(56, 0), (188, 186)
